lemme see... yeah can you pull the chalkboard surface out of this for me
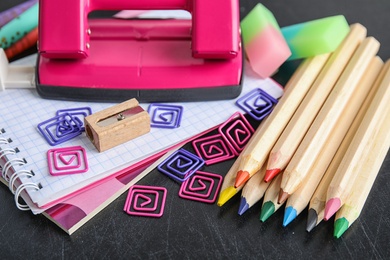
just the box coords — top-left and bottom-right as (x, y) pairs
(0, 0), (389, 258)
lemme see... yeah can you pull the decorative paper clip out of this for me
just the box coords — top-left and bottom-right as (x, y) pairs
(56, 107), (92, 132)
(124, 185), (167, 218)
(179, 171), (222, 203)
(192, 133), (236, 165)
(218, 112), (255, 155)
(236, 88), (278, 121)
(157, 149), (204, 182)
(47, 146), (88, 176)
(148, 103), (183, 129)
(37, 113), (83, 146)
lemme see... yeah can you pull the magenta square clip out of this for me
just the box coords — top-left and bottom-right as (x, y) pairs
(218, 112), (255, 155)
(124, 185), (167, 218)
(47, 146), (88, 176)
(179, 171), (223, 204)
(192, 133), (236, 165)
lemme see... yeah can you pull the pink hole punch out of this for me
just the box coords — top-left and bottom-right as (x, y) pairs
(36, 0), (243, 102)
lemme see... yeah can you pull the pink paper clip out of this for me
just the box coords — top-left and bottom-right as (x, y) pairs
(124, 185), (167, 218)
(192, 133), (236, 165)
(47, 146), (88, 176)
(218, 112), (255, 155)
(178, 171), (222, 204)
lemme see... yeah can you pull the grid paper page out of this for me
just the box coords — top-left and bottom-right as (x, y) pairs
(0, 68), (283, 208)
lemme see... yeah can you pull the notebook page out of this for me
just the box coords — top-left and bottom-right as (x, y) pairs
(0, 69), (283, 207)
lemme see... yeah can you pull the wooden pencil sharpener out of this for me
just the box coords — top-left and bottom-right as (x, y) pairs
(84, 98), (150, 152)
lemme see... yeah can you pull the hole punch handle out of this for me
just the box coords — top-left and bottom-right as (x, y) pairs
(38, 0), (240, 60)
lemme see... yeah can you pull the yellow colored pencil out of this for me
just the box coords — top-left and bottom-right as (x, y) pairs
(217, 157), (243, 206)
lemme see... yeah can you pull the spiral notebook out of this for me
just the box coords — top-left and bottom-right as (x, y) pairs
(0, 57), (284, 212)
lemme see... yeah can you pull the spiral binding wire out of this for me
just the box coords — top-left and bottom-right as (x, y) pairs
(14, 183), (40, 211)
(0, 137), (10, 145)
(2, 157), (27, 181)
(9, 169), (34, 194)
(0, 130), (41, 211)
(0, 147), (17, 160)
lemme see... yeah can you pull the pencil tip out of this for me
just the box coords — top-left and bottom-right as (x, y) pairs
(234, 170), (250, 188)
(334, 217), (349, 238)
(278, 189), (289, 204)
(306, 208), (318, 232)
(238, 197), (249, 215)
(217, 186), (238, 207)
(324, 198), (341, 221)
(283, 206), (297, 227)
(260, 201), (275, 222)
(264, 168), (281, 183)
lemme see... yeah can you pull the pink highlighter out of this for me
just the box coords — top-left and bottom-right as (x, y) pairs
(36, 0), (243, 102)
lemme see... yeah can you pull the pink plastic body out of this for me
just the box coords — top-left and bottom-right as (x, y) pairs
(38, 0), (240, 60)
(37, 19), (243, 90)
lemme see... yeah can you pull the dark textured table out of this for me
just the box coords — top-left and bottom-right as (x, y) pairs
(1, 0), (389, 259)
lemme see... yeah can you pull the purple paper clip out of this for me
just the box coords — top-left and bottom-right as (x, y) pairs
(157, 149), (204, 182)
(148, 103), (183, 129)
(236, 88), (278, 121)
(218, 112), (255, 155)
(38, 113), (83, 145)
(192, 133), (236, 165)
(124, 185), (167, 218)
(52, 115), (82, 138)
(47, 146), (88, 176)
(179, 171), (223, 204)
(56, 107), (92, 131)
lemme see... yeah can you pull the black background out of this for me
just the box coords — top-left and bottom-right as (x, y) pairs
(1, 0), (390, 259)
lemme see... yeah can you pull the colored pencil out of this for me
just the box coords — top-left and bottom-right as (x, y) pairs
(217, 157), (243, 206)
(238, 164), (270, 215)
(231, 53), (330, 189)
(306, 58), (389, 232)
(265, 24), (366, 183)
(283, 56), (383, 227)
(260, 173), (284, 222)
(333, 108), (390, 238)
(279, 37), (380, 204)
(324, 59), (390, 220)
